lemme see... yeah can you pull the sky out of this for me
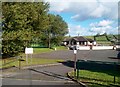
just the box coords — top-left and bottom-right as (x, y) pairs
(44, 0), (119, 36)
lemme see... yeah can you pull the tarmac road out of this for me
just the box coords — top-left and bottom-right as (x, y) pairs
(2, 64), (81, 86)
(33, 50), (119, 62)
(2, 50), (119, 86)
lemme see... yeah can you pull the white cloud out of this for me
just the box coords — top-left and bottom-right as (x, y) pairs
(67, 20), (118, 36)
(89, 20), (118, 35)
(46, 0), (118, 21)
(71, 14), (79, 19)
(45, 0), (118, 36)
(45, 0), (70, 12)
(90, 26), (112, 34)
(90, 20), (113, 27)
(98, 20), (113, 27)
(90, 4), (110, 18)
(68, 24), (96, 36)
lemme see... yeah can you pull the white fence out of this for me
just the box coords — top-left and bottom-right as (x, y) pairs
(79, 46), (90, 50)
(78, 46), (116, 50)
(92, 46), (113, 50)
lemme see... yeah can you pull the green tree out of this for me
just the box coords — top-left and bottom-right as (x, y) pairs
(2, 2), (68, 58)
(42, 14), (68, 48)
(50, 15), (68, 47)
(2, 2), (49, 57)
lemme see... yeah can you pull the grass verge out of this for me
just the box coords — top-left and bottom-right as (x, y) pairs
(33, 46), (68, 54)
(0, 58), (63, 69)
(53, 46), (68, 50)
(33, 48), (53, 54)
(1, 46), (67, 69)
(69, 70), (120, 87)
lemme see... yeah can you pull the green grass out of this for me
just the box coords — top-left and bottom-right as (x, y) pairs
(0, 58), (64, 69)
(85, 34), (119, 41)
(54, 46), (68, 50)
(85, 35), (118, 45)
(33, 46), (68, 54)
(0, 60), (2, 66)
(96, 41), (112, 45)
(85, 36), (94, 39)
(18, 48), (54, 56)
(0, 46), (67, 69)
(33, 48), (53, 54)
(69, 70), (120, 87)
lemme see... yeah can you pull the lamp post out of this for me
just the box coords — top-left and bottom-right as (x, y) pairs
(74, 49), (77, 78)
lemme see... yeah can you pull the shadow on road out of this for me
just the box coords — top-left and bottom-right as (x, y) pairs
(58, 60), (120, 77)
(29, 68), (69, 80)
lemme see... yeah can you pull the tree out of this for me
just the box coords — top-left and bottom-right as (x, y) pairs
(2, 2), (50, 57)
(50, 15), (68, 46)
(41, 14), (68, 48)
(2, 2), (68, 58)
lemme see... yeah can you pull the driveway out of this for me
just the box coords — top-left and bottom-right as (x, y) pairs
(33, 50), (119, 62)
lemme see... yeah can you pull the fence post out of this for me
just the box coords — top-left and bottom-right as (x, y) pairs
(76, 60), (80, 79)
(77, 69), (79, 79)
(113, 62), (116, 84)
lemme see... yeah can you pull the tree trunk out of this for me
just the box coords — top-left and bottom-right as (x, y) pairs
(48, 34), (51, 48)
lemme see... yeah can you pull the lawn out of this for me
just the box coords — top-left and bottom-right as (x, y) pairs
(85, 34), (118, 45)
(69, 70), (120, 87)
(33, 48), (53, 54)
(33, 46), (68, 54)
(96, 41), (112, 45)
(54, 46), (68, 50)
(0, 57), (64, 69)
(0, 46), (67, 69)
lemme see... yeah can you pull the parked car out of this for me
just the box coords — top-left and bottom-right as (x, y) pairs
(69, 45), (80, 50)
(76, 45), (80, 50)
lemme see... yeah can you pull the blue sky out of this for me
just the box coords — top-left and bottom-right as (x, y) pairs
(45, 0), (119, 36)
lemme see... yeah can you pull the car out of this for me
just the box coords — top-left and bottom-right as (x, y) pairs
(69, 45), (80, 50)
(76, 45), (80, 50)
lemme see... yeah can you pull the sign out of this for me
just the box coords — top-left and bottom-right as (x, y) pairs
(93, 41), (96, 45)
(25, 48), (33, 54)
(64, 42), (67, 45)
(74, 50), (77, 54)
(77, 42), (79, 45)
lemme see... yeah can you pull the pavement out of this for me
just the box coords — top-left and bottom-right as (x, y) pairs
(2, 64), (82, 86)
(2, 78), (76, 85)
(1, 50), (120, 86)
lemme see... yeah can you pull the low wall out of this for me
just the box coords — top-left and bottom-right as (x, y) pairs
(92, 46), (113, 50)
(79, 46), (115, 50)
(79, 46), (90, 50)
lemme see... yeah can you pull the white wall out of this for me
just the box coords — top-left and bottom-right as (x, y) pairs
(92, 46), (113, 50)
(78, 46), (114, 50)
(79, 46), (90, 50)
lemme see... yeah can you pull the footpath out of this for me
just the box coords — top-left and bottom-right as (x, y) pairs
(1, 63), (85, 86)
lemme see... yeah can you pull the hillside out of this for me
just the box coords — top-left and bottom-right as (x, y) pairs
(85, 34), (119, 45)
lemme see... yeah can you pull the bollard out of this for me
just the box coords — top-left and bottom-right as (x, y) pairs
(90, 45), (92, 50)
(77, 69), (79, 79)
(18, 56), (23, 69)
(19, 59), (21, 69)
(76, 60), (80, 79)
(74, 53), (76, 78)
(54, 48), (56, 51)
(114, 62), (116, 84)
(18, 56), (21, 69)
